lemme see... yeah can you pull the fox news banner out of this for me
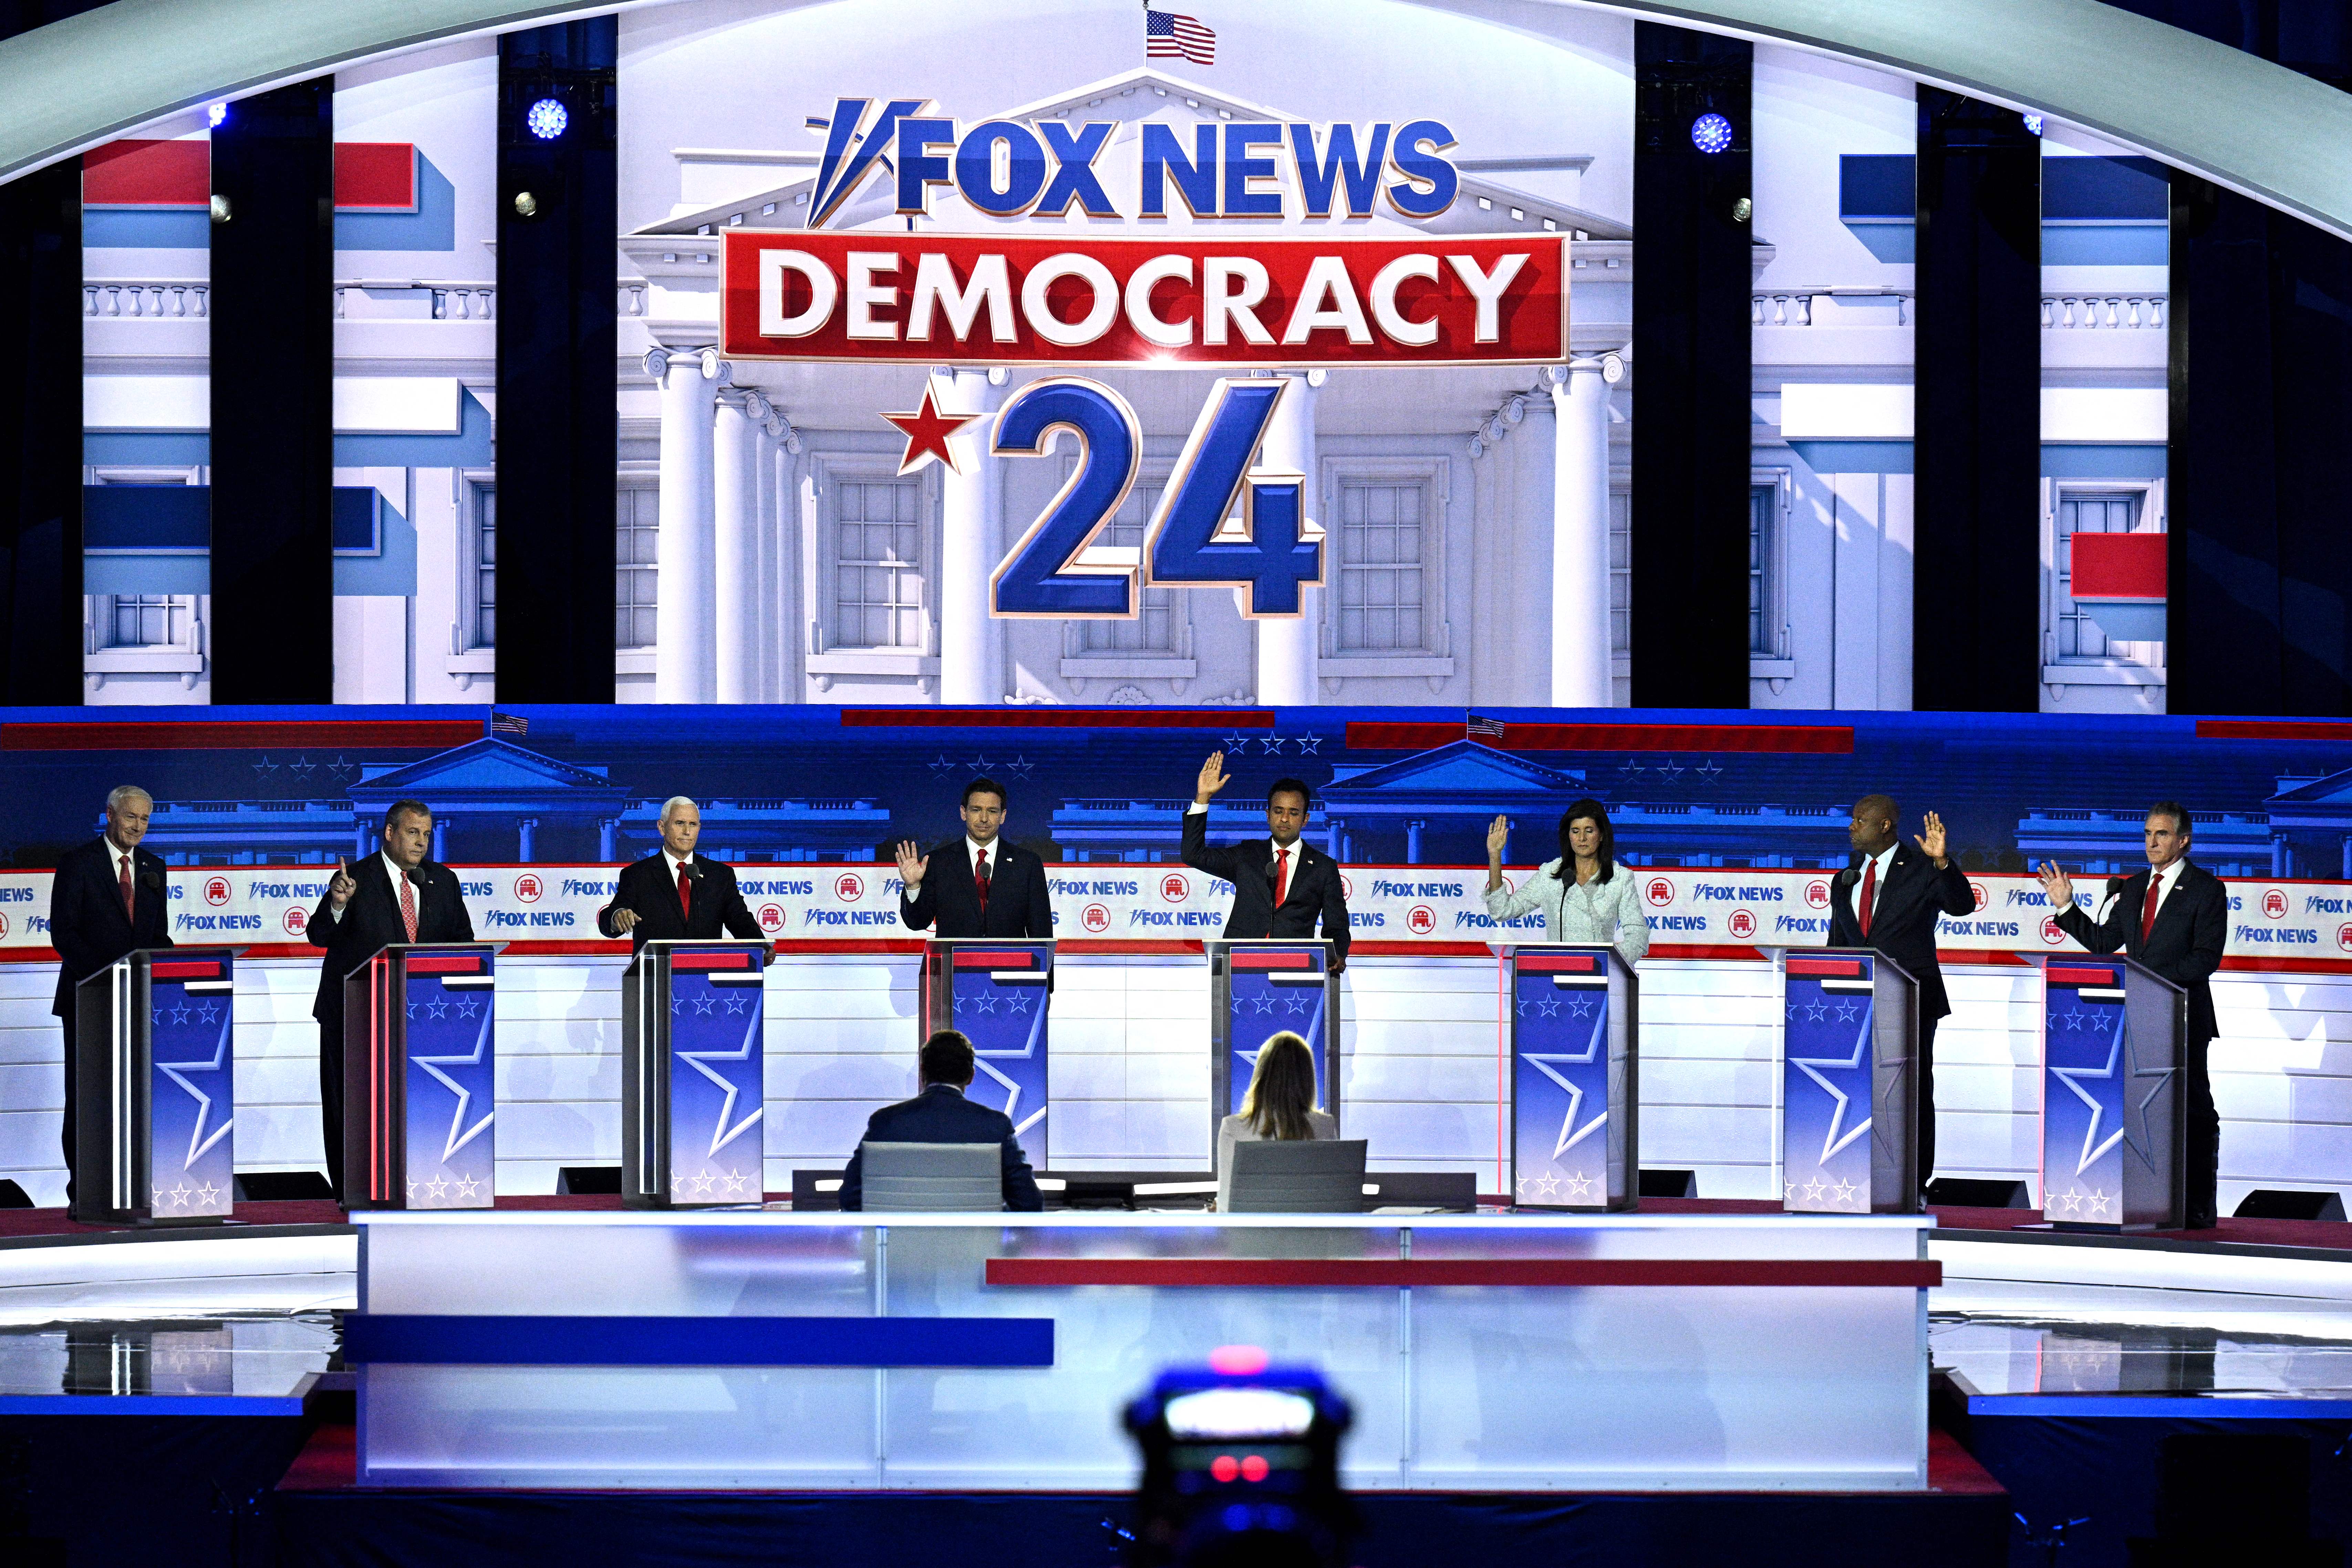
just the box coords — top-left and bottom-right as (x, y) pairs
(0, 865), (2343, 963)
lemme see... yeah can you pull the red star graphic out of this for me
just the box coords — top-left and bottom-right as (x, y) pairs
(879, 386), (980, 475)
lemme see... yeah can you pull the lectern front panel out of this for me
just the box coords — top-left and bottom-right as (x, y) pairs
(398, 950), (497, 1209)
(922, 942), (1054, 1172)
(1507, 946), (1635, 1211)
(146, 952), (237, 1219)
(2041, 959), (2184, 1230)
(664, 947), (767, 1203)
(1780, 951), (1916, 1215)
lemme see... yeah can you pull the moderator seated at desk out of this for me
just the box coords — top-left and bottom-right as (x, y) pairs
(838, 1028), (1042, 1212)
(1215, 1029), (1336, 1212)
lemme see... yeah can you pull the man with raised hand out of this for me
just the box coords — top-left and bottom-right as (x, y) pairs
(1182, 751), (1349, 972)
(897, 776), (1051, 939)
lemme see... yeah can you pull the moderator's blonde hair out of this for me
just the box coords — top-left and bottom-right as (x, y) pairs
(1240, 1031), (1319, 1142)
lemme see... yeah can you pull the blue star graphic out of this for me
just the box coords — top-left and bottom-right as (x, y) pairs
(1564, 995), (1598, 1018)
(1003, 756), (1034, 778)
(2051, 1007), (2129, 1175)
(169, 1003), (193, 1025)
(1655, 760), (1684, 780)
(928, 754), (956, 776)
(693, 993), (716, 1015)
(1250, 994), (1277, 1015)
(1833, 1000), (1860, 1022)
(455, 996), (480, 1019)
(1001, 992), (1029, 1015)
(1223, 730), (1255, 752)
(1520, 998), (1544, 1018)
(1788, 1012), (1879, 1166)
(1535, 996), (1561, 1017)
(1285, 995), (1312, 1014)
(425, 997), (448, 1019)
(196, 1002), (220, 1025)
(1294, 735), (1322, 755)
(671, 996), (688, 1016)
(1260, 736), (1287, 753)
(1804, 999), (1829, 1021)
(1618, 757), (1646, 777)
(724, 994), (750, 1014)
(970, 992), (999, 1014)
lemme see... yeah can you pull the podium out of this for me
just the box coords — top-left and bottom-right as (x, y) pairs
(623, 940), (771, 1208)
(1776, 948), (1919, 1215)
(2037, 955), (2186, 1230)
(1206, 939), (1339, 1166)
(921, 939), (1055, 1170)
(343, 943), (501, 1212)
(72, 947), (239, 1226)
(1505, 944), (1637, 1210)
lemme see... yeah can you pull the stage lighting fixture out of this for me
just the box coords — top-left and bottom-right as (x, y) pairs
(1125, 1349), (1354, 1567)
(526, 97), (570, 140)
(512, 191), (540, 218)
(207, 103), (228, 129)
(1690, 112), (1733, 154)
(209, 194), (230, 225)
(2023, 113), (2044, 136)
(1732, 196), (1752, 222)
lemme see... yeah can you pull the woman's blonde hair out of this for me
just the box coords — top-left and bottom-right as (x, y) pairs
(1239, 1031), (1319, 1141)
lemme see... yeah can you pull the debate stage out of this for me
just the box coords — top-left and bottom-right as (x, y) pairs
(3, 1196), (2350, 1565)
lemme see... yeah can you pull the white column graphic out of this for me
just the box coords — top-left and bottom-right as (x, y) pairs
(1255, 368), (1324, 706)
(931, 367), (1008, 705)
(714, 387), (763, 704)
(651, 346), (724, 704)
(1509, 390), (1558, 705)
(1550, 355), (1617, 708)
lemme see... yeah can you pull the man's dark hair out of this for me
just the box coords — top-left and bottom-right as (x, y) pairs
(919, 1029), (976, 1087)
(1267, 777), (1312, 810)
(2148, 801), (2194, 838)
(382, 799), (432, 834)
(962, 777), (1007, 809)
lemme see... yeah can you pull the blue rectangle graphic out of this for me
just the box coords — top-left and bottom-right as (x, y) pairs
(343, 1314), (1056, 1368)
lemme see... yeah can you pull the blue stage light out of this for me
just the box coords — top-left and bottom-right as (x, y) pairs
(207, 103), (227, 129)
(2023, 113), (2045, 137)
(1691, 113), (1733, 154)
(525, 98), (569, 141)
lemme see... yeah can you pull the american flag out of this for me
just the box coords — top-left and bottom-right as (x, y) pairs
(1466, 714), (1506, 739)
(490, 712), (529, 737)
(1147, 8), (1215, 65)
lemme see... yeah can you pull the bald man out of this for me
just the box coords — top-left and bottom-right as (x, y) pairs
(1826, 795), (1975, 1195)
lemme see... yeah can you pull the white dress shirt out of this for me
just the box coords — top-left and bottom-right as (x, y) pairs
(664, 849), (695, 893)
(2142, 857), (2186, 924)
(966, 837), (999, 874)
(1855, 842), (1899, 926)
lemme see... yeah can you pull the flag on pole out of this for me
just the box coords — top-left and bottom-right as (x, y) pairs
(490, 712), (529, 737)
(1146, 7), (1216, 65)
(1466, 714), (1507, 740)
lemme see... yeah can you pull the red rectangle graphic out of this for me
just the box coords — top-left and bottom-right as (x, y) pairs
(403, 954), (486, 975)
(150, 960), (224, 979)
(1230, 952), (1314, 970)
(2046, 967), (2120, 987)
(952, 951), (1037, 968)
(1786, 958), (1864, 976)
(2068, 532), (2166, 600)
(1516, 954), (1600, 973)
(722, 232), (1566, 366)
(671, 951), (759, 970)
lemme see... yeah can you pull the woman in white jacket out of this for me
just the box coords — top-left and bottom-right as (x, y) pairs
(1481, 798), (1649, 961)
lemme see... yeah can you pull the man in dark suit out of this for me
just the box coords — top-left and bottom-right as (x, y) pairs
(307, 799), (475, 1199)
(1182, 752), (1350, 971)
(597, 797), (764, 949)
(896, 776), (1053, 939)
(837, 1030), (1043, 1211)
(1826, 794), (1975, 1192)
(50, 785), (173, 1206)
(2038, 801), (2230, 1227)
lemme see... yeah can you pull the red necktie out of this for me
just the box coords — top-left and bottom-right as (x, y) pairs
(118, 852), (133, 921)
(677, 861), (692, 922)
(974, 848), (990, 914)
(1274, 847), (1291, 911)
(2141, 873), (2162, 943)
(1857, 856), (1876, 937)
(400, 870), (418, 943)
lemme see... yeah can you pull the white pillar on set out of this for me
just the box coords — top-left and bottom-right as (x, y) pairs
(1255, 368), (1324, 706)
(1550, 355), (1617, 707)
(931, 366), (1007, 705)
(1507, 391), (1557, 704)
(650, 346), (724, 704)
(772, 421), (806, 702)
(713, 387), (763, 704)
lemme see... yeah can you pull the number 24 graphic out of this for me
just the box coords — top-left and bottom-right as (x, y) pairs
(987, 377), (1323, 620)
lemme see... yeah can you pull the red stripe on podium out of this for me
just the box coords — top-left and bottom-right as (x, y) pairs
(985, 1258), (1941, 1288)
(1515, 954), (1599, 973)
(2046, 967), (2118, 986)
(670, 952), (758, 970)
(403, 954), (484, 974)
(1230, 952), (1313, 969)
(952, 950), (1037, 968)
(150, 960), (222, 979)
(1785, 958), (1863, 976)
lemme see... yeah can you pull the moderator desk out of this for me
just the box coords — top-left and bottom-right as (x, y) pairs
(344, 1209), (1936, 1492)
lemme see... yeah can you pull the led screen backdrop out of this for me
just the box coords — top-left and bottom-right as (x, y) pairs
(74, 1), (2170, 715)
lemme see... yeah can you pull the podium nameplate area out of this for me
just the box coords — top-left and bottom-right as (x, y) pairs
(75, 947), (239, 1227)
(1778, 949), (1919, 1216)
(922, 940), (1055, 1172)
(1206, 940), (1339, 1166)
(2040, 957), (2187, 1232)
(623, 940), (771, 1209)
(345, 943), (501, 1212)
(1507, 945), (1637, 1211)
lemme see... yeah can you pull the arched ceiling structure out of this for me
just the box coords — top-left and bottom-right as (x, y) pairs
(1, 0), (2347, 237)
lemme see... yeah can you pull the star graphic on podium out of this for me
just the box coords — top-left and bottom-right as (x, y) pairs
(1250, 994), (1277, 1015)
(1830, 1177), (1859, 1206)
(880, 386), (981, 475)
(1294, 735), (1323, 755)
(424, 1174), (450, 1202)
(1833, 1000), (1861, 1022)
(1002, 992), (1029, 1015)
(672, 996), (688, 1015)
(724, 994), (750, 1015)
(194, 1181), (223, 1207)
(456, 996), (481, 1019)
(456, 1174), (483, 1201)
(1285, 995), (1312, 1015)
(1801, 1177), (1827, 1203)
(1804, 1000), (1829, 1022)
(1564, 995), (1597, 1018)
(1534, 996), (1561, 1017)
(2087, 1188), (2114, 1218)
(722, 1169), (750, 1196)
(169, 1004), (192, 1025)
(1533, 1172), (1561, 1198)
(166, 1182), (192, 1211)
(196, 1002), (220, 1025)
(425, 997), (448, 1019)
(971, 993), (999, 1014)
(1562, 1172), (1597, 1202)
(693, 994), (716, 1015)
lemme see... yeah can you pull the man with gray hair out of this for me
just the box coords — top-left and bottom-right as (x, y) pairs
(49, 785), (173, 1206)
(596, 796), (763, 951)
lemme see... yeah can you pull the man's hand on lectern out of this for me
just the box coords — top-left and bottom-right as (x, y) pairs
(327, 857), (356, 911)
(2037, 860), (2076, 914)
(894, 839), (928, 890)
(1196, 751), (1232, 806)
